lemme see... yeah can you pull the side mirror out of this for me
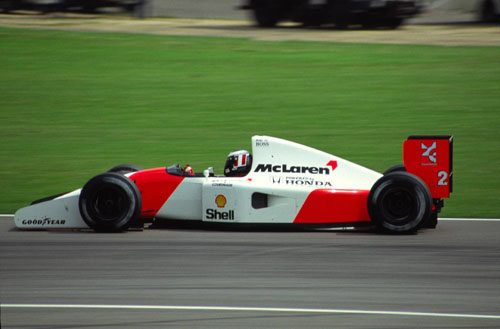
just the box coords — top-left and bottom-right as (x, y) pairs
(204, 167), (214, 178)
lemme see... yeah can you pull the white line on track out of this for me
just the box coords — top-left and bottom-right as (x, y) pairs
(2, 304), (500, 320)
(439, 218), (500, 222)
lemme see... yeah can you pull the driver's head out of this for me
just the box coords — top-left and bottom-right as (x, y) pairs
(224, 150), (252, 177)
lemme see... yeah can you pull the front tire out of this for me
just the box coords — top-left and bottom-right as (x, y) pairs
(368, 172), (432, 233)
(79, 173), (142, 232)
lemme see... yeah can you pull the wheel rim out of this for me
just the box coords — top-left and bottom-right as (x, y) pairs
(92, 185), (128, 222)
(381, 187), (415, 224)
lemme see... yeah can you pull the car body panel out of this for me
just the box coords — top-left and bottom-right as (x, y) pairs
(14, 189), (88, 229)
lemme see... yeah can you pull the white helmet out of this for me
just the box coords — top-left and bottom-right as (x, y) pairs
(224, 150), (252, 177)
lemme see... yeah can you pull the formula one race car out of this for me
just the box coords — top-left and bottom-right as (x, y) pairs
(14, 135), (453, 234)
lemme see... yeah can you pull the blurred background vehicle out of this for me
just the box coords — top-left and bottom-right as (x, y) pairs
(1, 0), (498, 24)
(240, 0), (423, 29)
(0, 0), (142, 13)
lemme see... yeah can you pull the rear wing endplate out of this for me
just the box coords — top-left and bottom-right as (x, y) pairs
(403, 135), (453, 199)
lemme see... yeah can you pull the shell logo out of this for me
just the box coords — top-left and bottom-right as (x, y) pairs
(215, 194), (227, 208)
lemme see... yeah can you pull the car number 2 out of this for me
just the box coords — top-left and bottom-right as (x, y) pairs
(438, 170), (448, 186)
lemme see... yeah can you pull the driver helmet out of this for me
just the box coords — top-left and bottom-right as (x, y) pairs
(224, 150), (252, 177)
(183, 164), (194, 176)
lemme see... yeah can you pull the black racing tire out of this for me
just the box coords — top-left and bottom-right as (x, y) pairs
(334, 16), (349, 30)
(368, 172), (432, 234)
(0, 0), (14, 13)
(82, 0), (98, 13)
(79, 172), (142, 232)
(383, 164), (406, 175)
(425, 212), (438, 229)
(332, 0), (350, 29)
(108, 164), (144, 175)
(386, 18), (403, 29)
(481, 0), (496, 23)
(252, 0), (283, 27)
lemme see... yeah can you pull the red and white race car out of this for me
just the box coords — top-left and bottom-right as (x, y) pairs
(14, 135), (453, 233)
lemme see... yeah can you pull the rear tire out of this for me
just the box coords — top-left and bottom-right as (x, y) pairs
(368, 172), (432, 233)
(108, 164), (144, 175)
(333, 0), (350, 29)
(383, 164), (406, 175)
(253, 0), (283, 27)
(386, 18), (403, 29)
(79, 173), (142, 232)
(481, 0), (497, 23)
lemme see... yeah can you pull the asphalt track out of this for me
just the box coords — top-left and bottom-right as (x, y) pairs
(1, 216), (500, 328)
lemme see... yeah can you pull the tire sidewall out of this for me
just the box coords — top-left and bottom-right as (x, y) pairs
(107, 164), (144, 175)
(383, 163), (406, 175)
(368, 172), (432, 233)
(79, 173), (141, 232)
(252, 0), (283, 27)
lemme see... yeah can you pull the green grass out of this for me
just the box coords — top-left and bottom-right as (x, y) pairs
(1, 27), (499, 217)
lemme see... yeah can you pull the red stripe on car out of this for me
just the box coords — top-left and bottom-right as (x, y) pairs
(294, 189), (371, 224)
(130, 168), (184, 218)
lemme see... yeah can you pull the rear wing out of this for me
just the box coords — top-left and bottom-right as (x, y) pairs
(403, 135), (453, 199)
